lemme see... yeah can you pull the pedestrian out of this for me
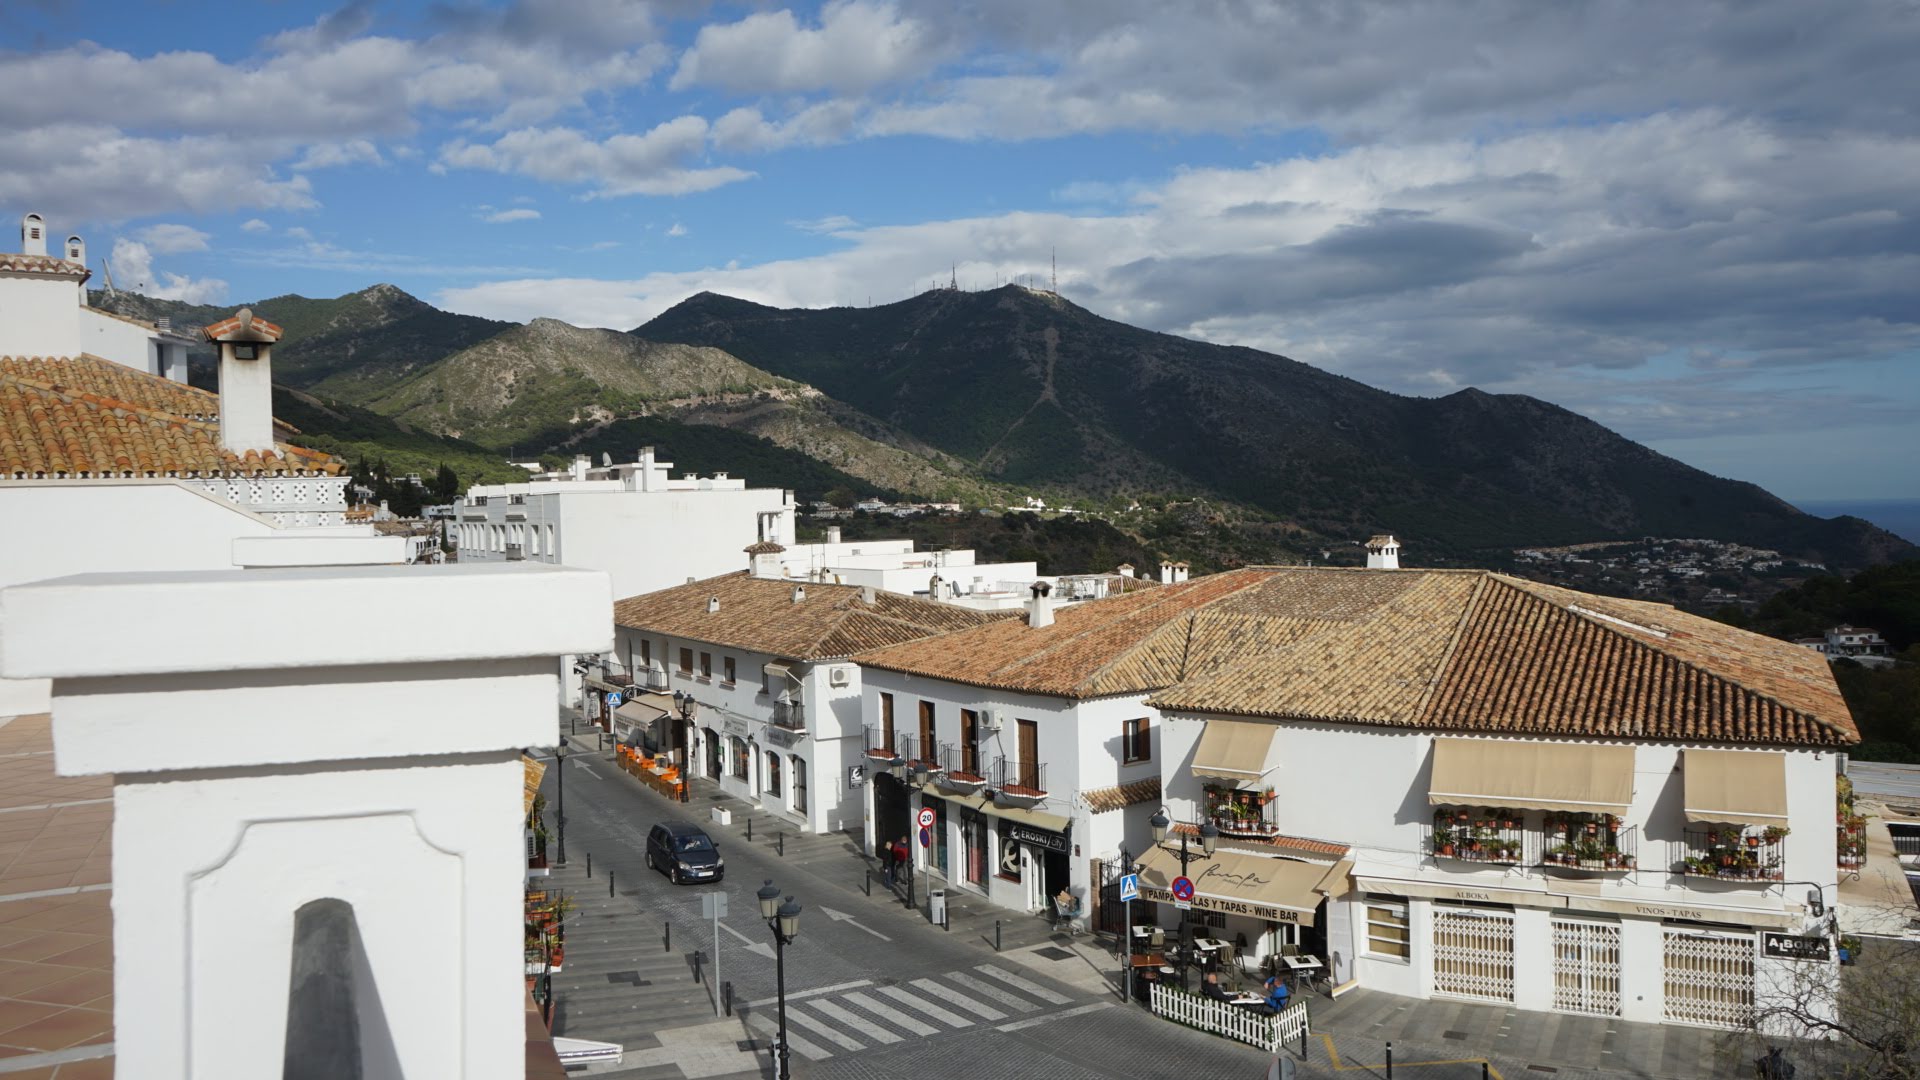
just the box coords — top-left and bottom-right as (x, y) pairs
(881, 838), (897, 886)
(891, 836), (910, 882)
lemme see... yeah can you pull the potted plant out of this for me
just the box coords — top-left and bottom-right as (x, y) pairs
(1763, 825), (1790, 844)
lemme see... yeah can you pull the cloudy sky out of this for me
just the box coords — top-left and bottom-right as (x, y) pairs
(4, 0), (1916, 504)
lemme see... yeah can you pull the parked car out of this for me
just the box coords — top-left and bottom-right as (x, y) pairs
(646, 821), (725, 884)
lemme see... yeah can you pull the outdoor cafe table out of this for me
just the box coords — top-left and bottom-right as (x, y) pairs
(1282, 954), (1325, 992)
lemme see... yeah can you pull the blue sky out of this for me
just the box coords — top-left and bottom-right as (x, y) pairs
(3, 0), (1917, 503)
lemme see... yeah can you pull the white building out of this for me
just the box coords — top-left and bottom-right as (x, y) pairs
(2, 211), (196, 380)
(605, 566), (1010, 835)
(1146, 567), (1853, 1032)
(454, 446), (794, 601)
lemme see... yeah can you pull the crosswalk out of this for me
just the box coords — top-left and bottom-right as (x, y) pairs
(738, 963), (1106, 1062)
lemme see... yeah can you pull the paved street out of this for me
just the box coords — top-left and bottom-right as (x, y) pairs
(534, 737), (1752, 1079)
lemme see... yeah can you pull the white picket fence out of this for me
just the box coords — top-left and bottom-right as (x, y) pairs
(1149, 982), (1310, 1054)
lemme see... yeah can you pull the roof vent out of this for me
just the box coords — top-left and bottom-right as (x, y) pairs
(707, 596), (720, 613)
(792, 585), (806, 604)
(1027, 580), (1055, 629)
(862, 586), (876, 605)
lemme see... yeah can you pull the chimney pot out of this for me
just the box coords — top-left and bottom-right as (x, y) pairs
(792, 585), (806, 604)
(707, 596), (720, 613)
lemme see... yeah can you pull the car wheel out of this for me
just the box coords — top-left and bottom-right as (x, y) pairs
(645, 851), (655, 871)
(671, 865), (683, 885)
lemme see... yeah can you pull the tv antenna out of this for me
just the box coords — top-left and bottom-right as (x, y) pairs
(100, 258), (117, 297)
(949, 264), (957, 291)
(1051, 247), (1057, 294)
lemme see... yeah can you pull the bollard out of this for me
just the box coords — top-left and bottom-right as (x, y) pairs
(1481, 1064), (1489, 1080)
(747, 819), (753, 842)
(664, 920), (671, 953)
(1385, 1041), (1393, 1079)
(995, 919), (1002, 952)
(693, 949), (703, 984)
(864, 869), (872, 897)
(587, 852), (592, 878)
(1301, 1000), (1309, 1058)
(778, 830), (785, 857)
(609, 870), (615, 898)
(906, 867), (915, 909)
(723, 980), (734, 1017)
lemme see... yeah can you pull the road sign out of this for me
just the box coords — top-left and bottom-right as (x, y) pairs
(917, 807), (936, 829)
(919, 826), (932, 848)
(606, 691), (623, 708)
(700, 891), (728, 920)
(1171, 875), (1195, 902)
(1118, 873), (1140, 902)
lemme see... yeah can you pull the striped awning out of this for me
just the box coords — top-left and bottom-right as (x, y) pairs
(1427, 738), (1634, 815)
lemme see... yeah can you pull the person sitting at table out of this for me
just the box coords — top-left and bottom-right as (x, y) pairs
(1263, 973), (1291, 1012)
(1201, 972), (1236, 1004)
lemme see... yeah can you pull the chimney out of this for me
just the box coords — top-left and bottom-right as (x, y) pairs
(862, 586), (876, 605)
(20, 212), (46, 256)
(1159, 560), (1175, 584)
(746, 540), (786, 579)
(202, 307), (283, 456)
(1174, 561), (1190, 583)
(1026, 580), (1054, 629)
(570, 455), (589, 481)
(1117, 563), (1134, 579)
(1365, 535), (1402, 570)
(791, 584), (806, 604)
(826, 526), (842, 545)
(64, 234), (85, 267)
(707, 596), (721, 613)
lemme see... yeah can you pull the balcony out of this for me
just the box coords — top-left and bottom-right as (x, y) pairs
(1427, 807), (1531, 866)
(772, 698), (806, 732)
(641, 665), (670, 692)
(992, 756), (1047, 804)
(1674, 824), (1789, 882)
(1540, 813), (1637, 873)
(1202, 783), (1282, 839)
(505, 543), (525, 561)
(936, 745), (988, 793)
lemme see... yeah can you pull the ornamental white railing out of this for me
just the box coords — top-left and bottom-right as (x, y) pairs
(1148, 983), (1310, 1054)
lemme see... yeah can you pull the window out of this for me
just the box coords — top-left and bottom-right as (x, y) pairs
(679, 647), (693, 675)
(640, 640), (652, 668)
(879, 692), (896, 752)
(1365, 898), (1411, 960)
(699, 652), (712, 680)
(723, 656), (736, 685)
(766, 752), (782, 798)
(1014, 719), (1039, 790)
(730, 737), (750, 781)
(1122, 717), (1151, 764)
(959, 710), (979, 774)
(793, 756), (808, 814)
(918, 700), (935, 757)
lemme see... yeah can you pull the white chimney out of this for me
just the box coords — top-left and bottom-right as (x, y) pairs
(20, 212), (46, 256)
(64, 234), (85, 266)
(791, 585), (806, 604)
(746, 541), (786, 579)
(570, 455), (590, 481)
(1174, 561), (1190, 583)
(707, 595), (721, 613)
(1026, 581), (1054, 629)
(1117, 563), (1134, 579)
(826, 526), (842, 545)
(862, 586), (877, 604)
(1366, 534), (1402, 570)
(1159, 560), (1175, 584)
(203, 307), (282, 456)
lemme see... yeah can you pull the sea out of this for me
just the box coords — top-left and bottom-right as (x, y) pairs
(1792, 499), (1920, 546)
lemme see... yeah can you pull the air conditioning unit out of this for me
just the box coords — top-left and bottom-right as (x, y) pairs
(982, 709), (1003, 734)
(828, 666), (850, 687)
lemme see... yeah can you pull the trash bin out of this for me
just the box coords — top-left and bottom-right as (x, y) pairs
(929, 888), (947, 924)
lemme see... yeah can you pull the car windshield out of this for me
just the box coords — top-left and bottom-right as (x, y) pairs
(675, 835), (714, 853)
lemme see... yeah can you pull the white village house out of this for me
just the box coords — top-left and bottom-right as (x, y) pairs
(605, 558), (1010, 835)
(1, 211), (197, 381)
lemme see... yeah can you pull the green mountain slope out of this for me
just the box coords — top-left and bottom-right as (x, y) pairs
(637, 287), (1912, 567)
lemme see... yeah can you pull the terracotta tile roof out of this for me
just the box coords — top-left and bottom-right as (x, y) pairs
(855, 568), (1286, 698)
(0, 253), (87, 279)
(1170, 821), (1350, 858)
(613, 573), (1017, 660)
(1148, 568), (1856, 749)
(0, 355), (340, 478)
(743, 540), (786, 555)
(1081, 776), (1160, 814)
(202, 309), (283, 342)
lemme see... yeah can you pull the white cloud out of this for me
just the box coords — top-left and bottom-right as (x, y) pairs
(109, 238), (227, 304)
(437, 119), (755, 198)
(292, 139), (384, 171)
(482, 208), (542, 223)
(665, 222), (688, 237)
(0, 124), (316, 221)
(240, 218), (271, 233)
(135, 223), (211, 254)
(672, 1), (938, 95)
(789, 215), (858, 234)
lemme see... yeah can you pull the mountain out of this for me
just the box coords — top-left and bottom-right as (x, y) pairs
(93, 284), (512, 398)
(637, 286), (1913, 566)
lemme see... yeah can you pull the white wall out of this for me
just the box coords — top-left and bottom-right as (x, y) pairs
(0, 274), (81, 356)
(77, 307), (172, 377)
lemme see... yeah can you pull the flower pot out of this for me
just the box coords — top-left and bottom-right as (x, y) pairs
(1746, 837), (1759, 848)
(1439, 844), (1455, 856)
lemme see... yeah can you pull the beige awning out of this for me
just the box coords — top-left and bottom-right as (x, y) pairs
(522, 755), (547, 818)
(1683, 749), (1788, 826)
(1558, 891), (1799, 929)
(1191, 719), (1281, 783)
(763, 662), (794, 683)
(1135, 848), (1343, 926)
(1427, 738), (1634, 815)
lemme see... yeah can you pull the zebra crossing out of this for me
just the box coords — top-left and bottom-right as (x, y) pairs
(737, 963), (1106, 1063)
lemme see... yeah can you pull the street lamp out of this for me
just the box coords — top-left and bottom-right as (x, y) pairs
(1146, 805), (1217, 990)
(673, 691), (699, 769)
(555, 736), (569, 867)
(757, 879), (803, 1080)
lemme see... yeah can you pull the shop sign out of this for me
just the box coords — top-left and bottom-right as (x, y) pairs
(1002, 822), (1069, 854)
(766, 726), (800, 748)
(1762, 933), (1831, 962)
(722, 717), (749, 738)
(1136, 883), (1302, 924)
(847, 765), (866, 787)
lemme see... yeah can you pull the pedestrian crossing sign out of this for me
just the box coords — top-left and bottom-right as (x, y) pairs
(1118, 873), (1140, 901)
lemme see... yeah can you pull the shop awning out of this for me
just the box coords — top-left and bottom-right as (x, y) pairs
(1135, 848), (1346, 926)
(522, 754), (546, 817)
(1190, 719), (1281, 783)
(763, 662), (795, 683)
(1682, 749), (1788, 827)
(613, 694), (672, 741)
(1427, 738), (1634, 815)
(918, 783), (1071, 833)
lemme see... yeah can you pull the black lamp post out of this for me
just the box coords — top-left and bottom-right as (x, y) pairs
(555, 736), (569, 867)
(757, 879), (803, 1080)
(1147, 805), (1217, 990)
(673, 691), (698, 768)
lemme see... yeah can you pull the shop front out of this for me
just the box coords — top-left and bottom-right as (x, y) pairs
(1137, 848), (1349, 965)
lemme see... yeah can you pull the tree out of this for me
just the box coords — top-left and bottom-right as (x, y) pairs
(432, 463), (461, 501)
(824, 486), (857, 509)
(1743, 939), (1920, 1078)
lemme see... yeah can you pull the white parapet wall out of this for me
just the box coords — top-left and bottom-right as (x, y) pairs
(0, 563), (612, 1080)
